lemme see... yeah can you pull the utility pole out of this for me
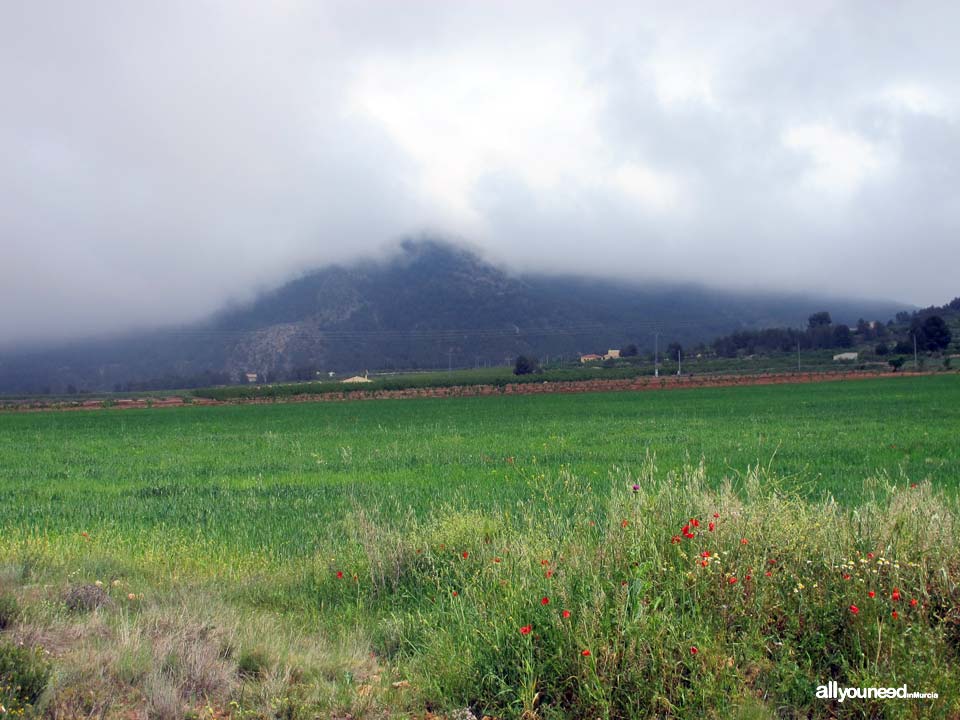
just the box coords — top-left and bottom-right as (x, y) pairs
(913, 334), (918, 369)
(652, 331), (660, 377)
(797, 340), (801, 372)
(677, 349), (681, 375)
(448, 348), (453, 372)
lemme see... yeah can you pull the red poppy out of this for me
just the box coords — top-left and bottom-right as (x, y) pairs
(728, 577), (738, 584)
(519, 625), (532, 635)
(671, 535), (682, 544)
(764, 571), (772, 577)
(684, 531), (695, 539)
(868, 590), (875, 598)
(562, 609), (571, 619)
(545, 570), (554, 578)
(740, 538), (748, 545)
(452, 591), (458, 597)
(910, 598), (918, 607)
(690, 646), (699, 655)
(462, 551), (469, 559)
(713, 512), (719, 518)
(892, 588), (901, 601)
(701, 560), (708, 567)
(843, 574), (851, 581)
(708, 522), (715, 532)
(493, 557), (502, 563)
(621, 519), (629, 528)
(690, 518), (700, 528)
(541, 559), (549, 566)
(910, 483), (917, 489)
(866, 552), (874, 559)
(336, 571), (344, 579)
(745, 575), (752, 581)
(849, 605), (859, 615)
(541, 596), (550, 606)
(681, 524), (690, 534)
(581, 649), (591, 657)
(891, 611), (899, 619)
(701, 551), (711, 558)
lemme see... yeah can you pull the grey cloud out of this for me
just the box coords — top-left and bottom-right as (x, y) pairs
(2, 1), (959, 346)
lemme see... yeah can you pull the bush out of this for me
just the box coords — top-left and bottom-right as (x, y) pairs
(0, 642), (51, 712)
(0, 594), (18, 629)
(513, 356), (539, 376)
(236, 647), (271, 679)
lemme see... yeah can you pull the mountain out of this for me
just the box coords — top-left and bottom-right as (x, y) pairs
(0, 239), (911, 394)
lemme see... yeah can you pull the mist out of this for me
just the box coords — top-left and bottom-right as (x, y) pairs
(3, 1), (959, 345)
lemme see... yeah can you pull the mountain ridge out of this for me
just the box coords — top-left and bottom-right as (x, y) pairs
(0, 239), (911, 394)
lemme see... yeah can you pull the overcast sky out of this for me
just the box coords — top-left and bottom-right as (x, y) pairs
(3, 1), (959, 344)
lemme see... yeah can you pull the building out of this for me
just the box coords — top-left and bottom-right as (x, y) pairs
(244, 372), (258, 383)
(341, 374), (372, 383)
(604, 349), (621, 360)
(579, 354), (603, 363)
(833, 352), (859, 361)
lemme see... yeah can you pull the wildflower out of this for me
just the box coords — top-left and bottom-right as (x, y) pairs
(708, 522), (715, 532)
(745, 574), (752, 581)
(111, 579), (120, 587)
(867, 552), (874, 559)
(843, 574), (851, 581)
(682, 524), (690, 534)
(462, 551), (469, 559)
(519, 625), (532, 635)
(493, 557), (502, 563)
(581, 649), (591, 657)
(701, 560), (708, 568)
(562, 610), (571, 619)
(690, 646), (699, 655)
(728, 577), (738, 584)
(910, 483), (917, 489)
(892, 588), (901, 601)
(452, 591), (458, 597)
(632, 484), (640, 492)
(849, 605), (859, 615)
(713, 513), (719, 518)
(701, 551), (711, 558)
(95, 580), (103, 587)
(541, 596), (550, 606)
(545, 570), (554, 579)
(671, 535), (682, 544)
(764, 571), (772, 577)
(892, 611), (899, 619)
(740, 538), (748, 545)
(127, 593), (136, 600)
(690, 518), (700, 528)
(868, 590), (875, 598)
(541, 559), (549, 566)
(910, 598), (918, 607)
(336, 571), (344, 579)
(621, 519), (629, 528)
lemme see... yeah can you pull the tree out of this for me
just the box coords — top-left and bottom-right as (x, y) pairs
(513, 355), (539, 375)
(888, 357), (905, 372)
(914, 315), (951, 351)
(808, 311), (832, 329)
(949, 297), (960, 311)
(620, 343), (638, 357)
(832, 324), (853, 348)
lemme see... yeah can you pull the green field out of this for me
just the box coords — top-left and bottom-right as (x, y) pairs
(1, 375), (959, 718)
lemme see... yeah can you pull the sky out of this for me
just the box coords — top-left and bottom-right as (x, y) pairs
(3, 1), (959, 345)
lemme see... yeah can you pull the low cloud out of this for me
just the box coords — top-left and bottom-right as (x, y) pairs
(3, 1), (958, 345)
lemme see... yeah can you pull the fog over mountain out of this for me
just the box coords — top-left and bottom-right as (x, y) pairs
(3, 1), (959, 346)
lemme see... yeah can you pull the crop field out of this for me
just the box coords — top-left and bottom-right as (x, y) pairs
(1, 374), (959, 718)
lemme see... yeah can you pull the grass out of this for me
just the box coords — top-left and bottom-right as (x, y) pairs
(1, 374), (959, 717)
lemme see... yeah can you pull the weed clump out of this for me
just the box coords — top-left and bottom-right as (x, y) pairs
(237, 647), (272, 679)
(0, 642), (51, 713)
(64, 584), (113, 613)
(0, 593), (19, 629)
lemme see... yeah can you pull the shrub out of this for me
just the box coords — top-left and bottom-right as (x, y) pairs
(0, 642), (51, 712)
(236, 647), (271, 679)
(0, 593), (18, 629)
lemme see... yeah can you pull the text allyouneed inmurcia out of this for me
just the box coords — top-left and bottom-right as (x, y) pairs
(817, 681), (938, 702)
